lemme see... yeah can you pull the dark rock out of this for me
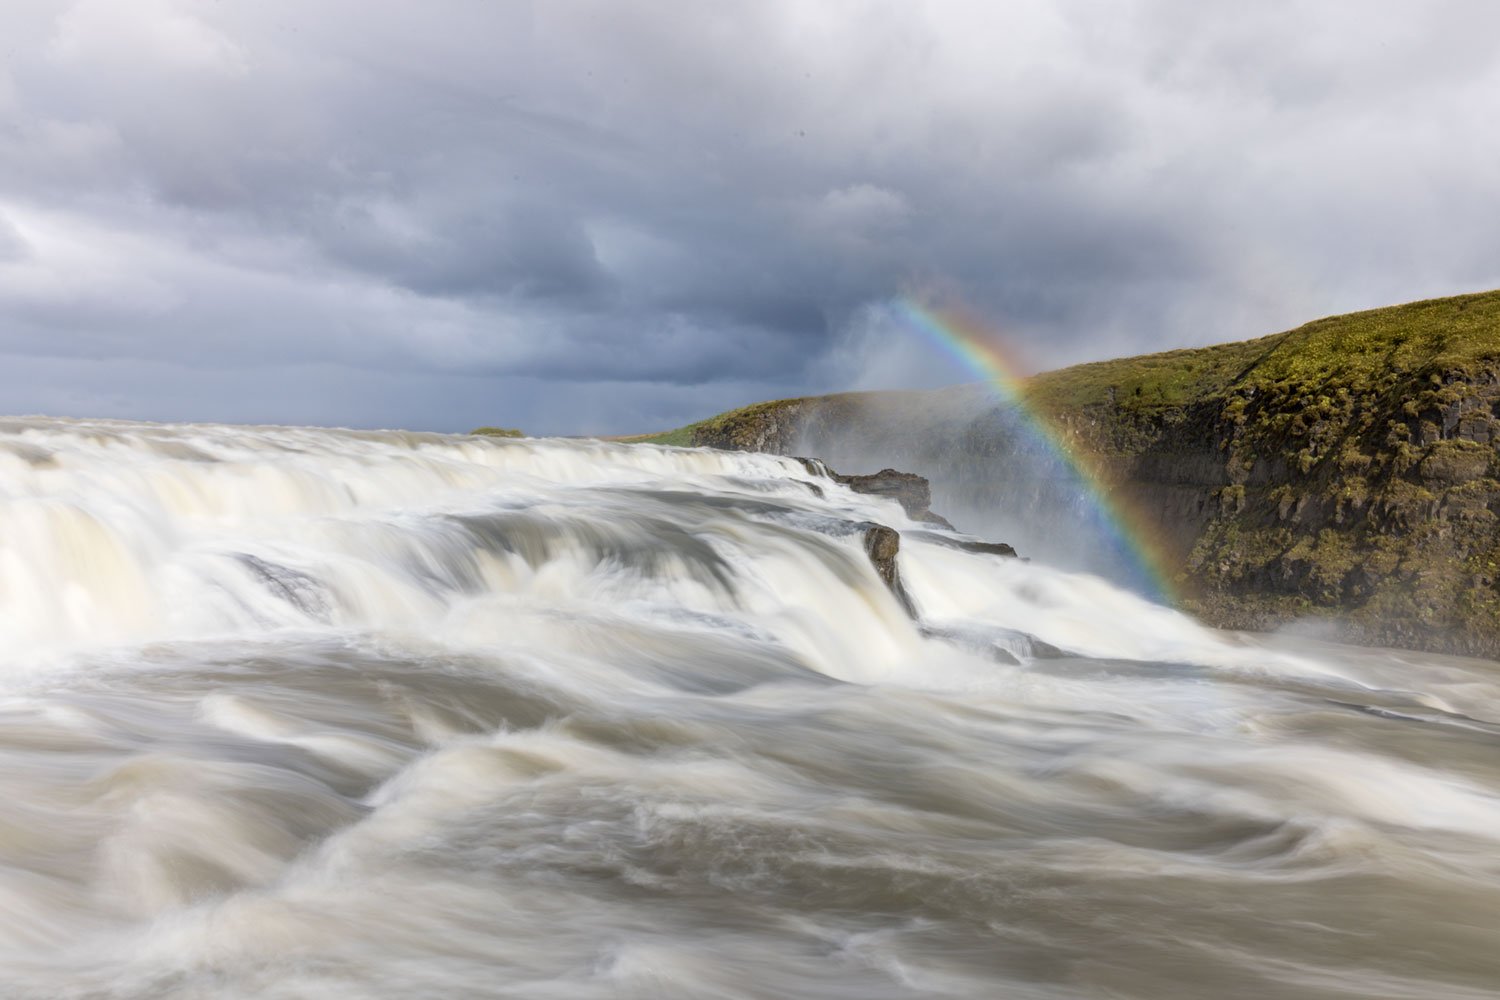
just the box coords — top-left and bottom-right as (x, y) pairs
(236, 554), (333, 621)
(861, 523), (917, 618)
(909, 530), (1017, 559)
(793, 458), (956, 528)
(957, 538), (1018, 558)
(792, 456), (833, 478)
(837, 468), (946, 525)
(1419, 442), (1492, 485)
(862, 523), (900, 577)
(920, 623), (1070, 662)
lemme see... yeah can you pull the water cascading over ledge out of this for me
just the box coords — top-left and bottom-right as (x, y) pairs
(0, 417), (1497, 999)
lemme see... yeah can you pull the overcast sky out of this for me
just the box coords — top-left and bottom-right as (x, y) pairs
(1, 1), (1497, 433)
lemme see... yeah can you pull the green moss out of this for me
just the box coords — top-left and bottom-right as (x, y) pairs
(1308, 530), (1361, 593)
(627, 291), (1500, 456)
(622, 424), (701, 447)
(690, 396), (812, 449)
(623, 392), (889, 450)
(1024, 289), (1500, 416)
(605, 289), (1500, 656)
(616, 397), (814, 448)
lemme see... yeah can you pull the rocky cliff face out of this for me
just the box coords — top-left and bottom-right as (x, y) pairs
(1042, 369), (1500, 657)
(664, 291), (1500, 658)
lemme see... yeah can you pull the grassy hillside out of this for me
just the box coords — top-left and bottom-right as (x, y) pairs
(633, 291), (1500, 447)
(615, 290), (1500, 655)
(622, 395), (848, 448)
(1027, 291), (1500, 424)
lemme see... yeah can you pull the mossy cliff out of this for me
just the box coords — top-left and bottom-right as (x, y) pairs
(633, 290), (1500, 657)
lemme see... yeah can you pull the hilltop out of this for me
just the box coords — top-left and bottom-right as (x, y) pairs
(623, 290), (1500, 656)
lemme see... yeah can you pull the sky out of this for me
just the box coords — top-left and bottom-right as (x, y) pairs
(1, 1), (1498, 435)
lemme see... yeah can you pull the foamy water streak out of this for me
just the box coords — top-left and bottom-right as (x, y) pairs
(0, 417), (1497, 999)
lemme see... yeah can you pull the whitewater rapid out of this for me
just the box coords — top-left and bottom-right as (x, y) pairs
(0, 417), (1497, 999)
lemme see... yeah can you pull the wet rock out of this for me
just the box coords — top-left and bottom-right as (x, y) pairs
(862, 523), (900, 579)
(838, 468), (951, 527)
(236, 554), (333, 621)
(920, 623), (1070, 663)
(795, 458), (955, 528)
(861, 523), (917, 618)
(952, 538), (1018, 558)
(909, 530), (1017, 559)
(792, 456), (833, 478)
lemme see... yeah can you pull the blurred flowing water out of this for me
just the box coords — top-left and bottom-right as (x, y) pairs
(0, 417), (1497, 999)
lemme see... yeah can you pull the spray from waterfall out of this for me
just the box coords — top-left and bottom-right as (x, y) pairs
(0, 416), (1496, 999)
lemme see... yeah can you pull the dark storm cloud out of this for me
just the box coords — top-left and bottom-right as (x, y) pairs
(0, 0), (1497, 432)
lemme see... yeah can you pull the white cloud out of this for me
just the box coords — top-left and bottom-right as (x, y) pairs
(48, 0), (249, 77)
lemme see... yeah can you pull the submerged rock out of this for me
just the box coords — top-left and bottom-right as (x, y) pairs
(921, 622), (1070, 663)
(910, 531), (1018, 559)
(789, 459), (1018, 617)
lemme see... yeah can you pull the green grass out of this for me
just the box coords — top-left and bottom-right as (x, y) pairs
(590, 289), (1500, 654)
(618, 395), (827, 448)
(582, 289), (1500, 448)
(1024, 290), (1500, 414)
(680, 396), (814, 449)
(470, 426), (526, 438)
(620, 424), (701, 447)
(1023, 334), (1282, 411)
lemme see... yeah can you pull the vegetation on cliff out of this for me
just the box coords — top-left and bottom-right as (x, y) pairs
(623, 290), (1500, 656)
(1028, 290), (1500, 421)
(624, 396), (846, 448)
(1024, 290), (1500, 653)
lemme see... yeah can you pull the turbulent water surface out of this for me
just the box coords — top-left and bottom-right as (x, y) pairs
(1, 418), (1497, 999)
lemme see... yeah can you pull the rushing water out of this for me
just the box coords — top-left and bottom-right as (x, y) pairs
(0, 418), (1497, 999)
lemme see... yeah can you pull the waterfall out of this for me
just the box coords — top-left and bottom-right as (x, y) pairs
(0, 416), (1496, 999)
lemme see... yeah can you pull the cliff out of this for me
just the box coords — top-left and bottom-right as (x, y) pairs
(632, 290), (1500, 657)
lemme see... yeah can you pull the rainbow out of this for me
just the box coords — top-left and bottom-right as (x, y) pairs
(891, 296), (1180, 605)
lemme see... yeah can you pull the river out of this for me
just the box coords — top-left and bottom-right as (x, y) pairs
(0, 417), (1496, 998)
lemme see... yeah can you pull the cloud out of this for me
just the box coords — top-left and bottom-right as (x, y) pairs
(807, 185), (911, 235)
(0, 0), (1496, 433)
(0, 212), (29, 262)
(48, 0), (250, 77)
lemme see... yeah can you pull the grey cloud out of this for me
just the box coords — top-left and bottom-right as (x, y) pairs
(0, 350), (786, 439)
(0, 0), (1497, 433)
(314, 198), (614, 302)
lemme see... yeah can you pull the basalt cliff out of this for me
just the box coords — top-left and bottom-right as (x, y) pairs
(633, 290), (1500, 657)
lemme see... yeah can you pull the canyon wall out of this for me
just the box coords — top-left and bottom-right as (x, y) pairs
(664, 291), (1500, 657)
